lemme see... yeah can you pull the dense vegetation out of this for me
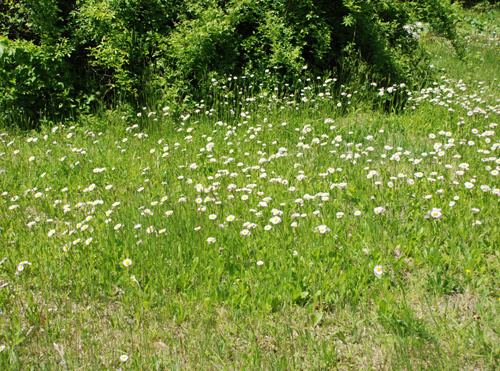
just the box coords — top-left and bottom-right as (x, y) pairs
(0, 2), (499, 368)
(0, 0), (463, 126)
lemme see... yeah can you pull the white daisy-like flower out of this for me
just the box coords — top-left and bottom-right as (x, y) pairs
(119, 354), (129, 362)
(373, 206), (386, 215)
(269, 216), (282, 225)
(429, 208), (442, 219)
(240, 229), (251, 237)
(207, 237), (216, 244)
(122, 258), (132, 268)
(17, 261), (32, 273)
(271, 208), (283, 216)
(374, 265), (383, 278)
(315, 224), (330, 235)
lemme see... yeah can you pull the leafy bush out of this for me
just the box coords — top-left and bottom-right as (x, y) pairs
(0, 37), (75, 127)
(0, 0), (462, 125)
(459, 0), (496, 7)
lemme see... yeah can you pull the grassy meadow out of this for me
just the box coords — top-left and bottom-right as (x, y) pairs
(0, 7), (499, 370)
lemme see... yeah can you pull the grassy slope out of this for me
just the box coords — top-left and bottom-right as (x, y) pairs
(0, 8), (499, 370)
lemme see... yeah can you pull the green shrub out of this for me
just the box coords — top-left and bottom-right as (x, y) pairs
(0, 0), (462, 125)
(459, 0), (496, 8)
(0, 37), (75, 127)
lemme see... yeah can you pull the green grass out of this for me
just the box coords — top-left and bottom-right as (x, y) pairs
(0, 8), (499, 370)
